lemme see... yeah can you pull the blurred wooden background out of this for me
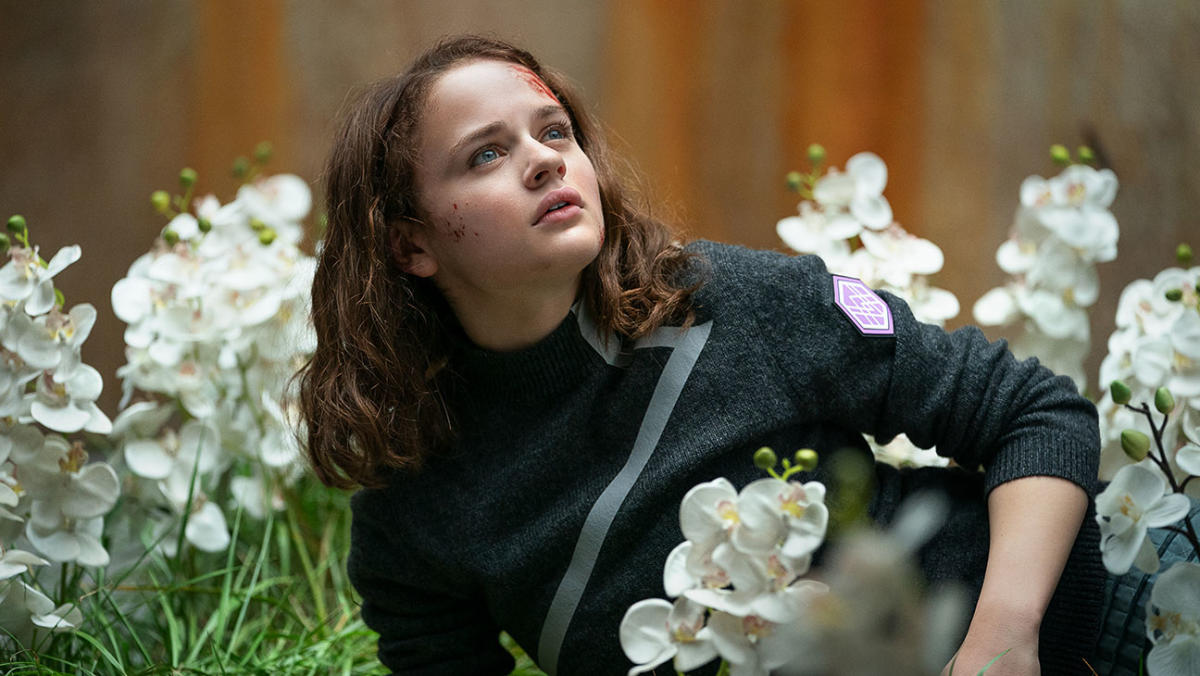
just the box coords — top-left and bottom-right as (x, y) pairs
(1, 0), (1196, 414)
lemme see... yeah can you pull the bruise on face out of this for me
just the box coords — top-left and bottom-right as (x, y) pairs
(508, 65), (559, 104)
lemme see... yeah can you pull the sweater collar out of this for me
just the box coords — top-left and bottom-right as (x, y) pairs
(449, 303), (622, 400)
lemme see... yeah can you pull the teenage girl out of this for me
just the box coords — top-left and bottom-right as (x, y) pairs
(298, 35), (1105, 675)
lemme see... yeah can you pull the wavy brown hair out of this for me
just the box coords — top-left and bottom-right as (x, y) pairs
(297, 35), (698, 489)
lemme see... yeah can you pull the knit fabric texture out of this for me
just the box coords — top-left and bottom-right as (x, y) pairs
(347, 242), (1105, 675)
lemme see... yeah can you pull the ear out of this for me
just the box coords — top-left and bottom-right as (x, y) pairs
(389, 224), (438, 278)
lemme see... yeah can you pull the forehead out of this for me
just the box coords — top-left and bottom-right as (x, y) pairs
(421, 60), (560, 138)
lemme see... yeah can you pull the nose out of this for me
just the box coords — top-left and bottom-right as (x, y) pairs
(523, 140), (566, 189)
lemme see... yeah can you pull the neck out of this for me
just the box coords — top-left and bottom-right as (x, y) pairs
(448, 279), (581, 352)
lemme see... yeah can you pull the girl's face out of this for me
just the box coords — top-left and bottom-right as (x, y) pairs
(402, 59), (605, 311)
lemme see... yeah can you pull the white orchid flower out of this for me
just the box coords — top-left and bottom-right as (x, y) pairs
(1177, 442), (1200, 477)
(14, 303), (96, 380)
(233, 174), (311, 246)
(230, 472), (284, 521)
(707, 608), (816, 676)
(145, 495), (231, 556)
(1095, 464), (1191, 574)
(1023, 164), (1119, 261)
(109, 400), (173, 440)
(25, 513), (109, 566)
(813, 152), (893, 231)
(736, 478), (828, 563)
(124, 418), (222, 481)
(776, 203), (858, 263)
(995, 238), (1038, 275)
(0, 425), (37, 514)
(1145, 562), (1200, 676)
(896, 281), (959, 327)
(184, 499), (232, 553)
(619, 596), (718, 676)
(859, 226), (944, 278)
(15, 437), (118, 565)
(686, 545), (824, 623)
(1025, 239), (1100, 306)
(679, 478), (744, 551)
(0, 550), (48, 580)
(0, 245), (81, 315)
(166, 213), (200, 241)
(0, 580), (78, 646)
(28, 365), (111, 434)
(973, 287), (1020, 327)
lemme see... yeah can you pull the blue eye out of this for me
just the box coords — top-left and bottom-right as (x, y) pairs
(471, 148), (500, 167)
(544, 128), (566, 141)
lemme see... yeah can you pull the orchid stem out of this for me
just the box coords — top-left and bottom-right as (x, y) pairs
(1123, 401), (1200, 557)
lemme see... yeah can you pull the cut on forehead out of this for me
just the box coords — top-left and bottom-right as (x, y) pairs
(419, 59), (567, 137)
(506, 64), (560, 104)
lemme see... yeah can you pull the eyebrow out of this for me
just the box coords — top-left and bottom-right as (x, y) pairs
(446, 104), (568, 159)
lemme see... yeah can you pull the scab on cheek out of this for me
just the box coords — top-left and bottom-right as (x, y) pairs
(508, 65), (559, 104)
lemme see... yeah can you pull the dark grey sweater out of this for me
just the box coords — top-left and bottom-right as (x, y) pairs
(348, 242), (1105, 675)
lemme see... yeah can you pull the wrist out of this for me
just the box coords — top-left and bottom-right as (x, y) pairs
(968, 594), (1044, 639)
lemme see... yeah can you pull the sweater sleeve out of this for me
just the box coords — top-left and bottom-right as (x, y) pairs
(348, 490), (515, 675)
(708, 244), (1099, 495)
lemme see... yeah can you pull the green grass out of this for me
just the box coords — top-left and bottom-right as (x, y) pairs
(0, 476), (548, 675)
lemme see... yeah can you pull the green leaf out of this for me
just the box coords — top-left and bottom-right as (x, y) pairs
(977, 647), (1012, 674)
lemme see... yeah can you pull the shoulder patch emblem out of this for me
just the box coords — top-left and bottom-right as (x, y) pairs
(831, 275), (894, 337)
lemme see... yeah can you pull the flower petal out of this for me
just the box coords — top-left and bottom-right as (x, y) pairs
(185, 502), (230, 552)
(619, 598), (674, 666)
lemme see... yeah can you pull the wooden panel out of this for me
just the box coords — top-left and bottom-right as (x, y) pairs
(193, 0), (288, 198)
(601, 0), (927, 249)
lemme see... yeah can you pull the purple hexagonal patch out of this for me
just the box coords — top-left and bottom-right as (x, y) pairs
(832, 275), (894, 337)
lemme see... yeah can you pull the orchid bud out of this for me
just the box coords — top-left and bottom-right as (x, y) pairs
(258, 227), (277, 246)
(1120, 429), (1150, 462)
(1077, 146), (1095, 164)
(179, 167), (197, 189)
(151, 190), (171, 214)
(1155, 387), (1175, 415)
(793, 448), (818, 471)
(1176, 243), (1193, 265)
(807, 144), (826, 167)
(254, 141), (273, 164)
(1050, 144), (1070, 166)
(162, 228), (180, 247)
(6, 214), (27, 236)
(786, 171), (803, 193)
(1165, 288), (1183, 302)
(753, 446), (778, 470)
(232, 156), (250, 179)
(1109, 380), (1132, 405)
(0, 233), (9, 254)
(198, 217), (212, 233)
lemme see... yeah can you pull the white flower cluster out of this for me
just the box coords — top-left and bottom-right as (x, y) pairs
(109, 174), (317, 553)
(621, 477), (964, 676)
(776, 152), (955, 469)
(1094, 450), (1200, 675)
(0, 228), (116, 645)
(1144, 561), (1200, 676)
(1096, 266), (1200, 483)
(973, 164), (1120, 390)
(776, 152), (960, 328)
(1093, 269), (1200, 676)
(620, 477), (830, 675)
